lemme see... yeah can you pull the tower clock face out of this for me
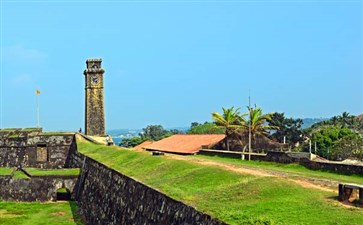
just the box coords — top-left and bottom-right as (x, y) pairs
(91, 76), (99, 84)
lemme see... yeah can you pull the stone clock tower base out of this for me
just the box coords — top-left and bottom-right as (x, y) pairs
(84, 59), (106, 136)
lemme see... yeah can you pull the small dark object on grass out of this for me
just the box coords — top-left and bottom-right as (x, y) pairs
(338, 183), (363, 205)
(152, 151), (165, 156)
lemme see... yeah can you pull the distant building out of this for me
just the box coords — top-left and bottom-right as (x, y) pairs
(133, 140), (154, 151)
(143, 134), (226, 154)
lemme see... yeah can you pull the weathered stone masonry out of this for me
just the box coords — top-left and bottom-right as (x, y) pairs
(0, 174), (78, 202)
(84, 59), (106, 136)
(0, 128), (75, 169)
(0, 129), (79, 202)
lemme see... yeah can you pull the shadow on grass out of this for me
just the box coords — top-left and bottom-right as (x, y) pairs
(69, 201), (84, 225)
(327, 196), (363, 208)
(327, 196), (339, 201)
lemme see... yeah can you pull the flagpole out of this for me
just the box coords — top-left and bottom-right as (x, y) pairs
(36, 90), (40, 128)
(37, 94), (39, 128)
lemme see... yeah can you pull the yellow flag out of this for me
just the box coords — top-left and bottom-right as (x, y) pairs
(36, 89), (40, 95)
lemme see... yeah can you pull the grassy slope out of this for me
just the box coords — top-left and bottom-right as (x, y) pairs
(76, 138), (363, 225)
(196, 155), (363, 185)
(0, 201), (82, 225)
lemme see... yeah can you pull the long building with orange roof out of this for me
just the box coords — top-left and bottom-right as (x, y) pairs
(143, 134), (226, 154)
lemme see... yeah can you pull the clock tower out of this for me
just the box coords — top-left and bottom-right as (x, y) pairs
(84, 58), (105, 136)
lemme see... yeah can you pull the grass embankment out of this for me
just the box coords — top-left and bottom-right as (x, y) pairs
(0, 168), (13, 175)
(0, 168), (80, 178)
(25, 168), (80, 176)
(196, 155), (363, 185)
(0, 168), (28, 179)
(76, 137), (363, 225)
(0, 201), (82, 225)
(40, 132), (75, 136)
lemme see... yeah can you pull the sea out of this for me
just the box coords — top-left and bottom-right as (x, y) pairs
(112, 137), (122, 146)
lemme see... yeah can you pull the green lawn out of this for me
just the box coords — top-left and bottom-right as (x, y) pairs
(0, 167), (13, 175)
(13, 171), (30, 179)
(57, 188), (69, 194)
(25, 168), (80, 176)
(0, 168), (80, 178)
(76, 137), (363, 225)
(0, 201), (82, 225)
(0, 128), (18, 132)
(22, 128), (41, 131)
(41, 132), (75, 136)
(195, 155), (363, 185)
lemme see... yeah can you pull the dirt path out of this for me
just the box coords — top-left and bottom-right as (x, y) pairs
(165, 154), (338, 193)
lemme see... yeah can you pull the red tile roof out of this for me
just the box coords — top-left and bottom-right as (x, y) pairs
(143, 134), (226, 154)
(133, 140), (154, 150)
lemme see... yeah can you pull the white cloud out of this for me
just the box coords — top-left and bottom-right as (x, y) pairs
(2, 44), (47, 62)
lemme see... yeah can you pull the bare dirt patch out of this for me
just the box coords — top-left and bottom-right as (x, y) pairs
(51, 211), (66, 217)
(289, 179), (336, 193)
(165, 154), (338, 193)
(185, 157), (273, 177)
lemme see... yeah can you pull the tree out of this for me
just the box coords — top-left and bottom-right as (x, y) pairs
(212, 107), (246, 150)
(187, 122), (225, 134)
(119, 125), (183, 147)
(247, 106), (275, 140)
(119, 136), (145, 148)
(190, 122), (201, 129)
(338, 112), (354, 128)
(310, 112), (358, 130)
(169, 129), (184, 135)
(331, 135), (363, 161)
(306, 126), (358, 159)
(268, 112), (304, 145)
(238, 106), (277, 155)
(140, 125), (169, 141)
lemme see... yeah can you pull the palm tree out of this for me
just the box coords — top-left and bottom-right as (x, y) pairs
(246, 106), (276, 146)
(331, 116), (339, 126)
(212, 107), (246, 150)
(339, 112), (355, 128)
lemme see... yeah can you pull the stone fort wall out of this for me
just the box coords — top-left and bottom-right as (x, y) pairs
(0, 174), (78, 202)
(0, 129), (76, 169)
(67, 148), (226, 225)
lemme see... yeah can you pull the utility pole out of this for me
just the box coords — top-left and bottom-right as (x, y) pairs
(314, 142), (317, 154)
(248, 90), (252, 161)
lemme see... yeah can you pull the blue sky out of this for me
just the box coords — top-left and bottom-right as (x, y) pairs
(0, 1), (362, 131)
